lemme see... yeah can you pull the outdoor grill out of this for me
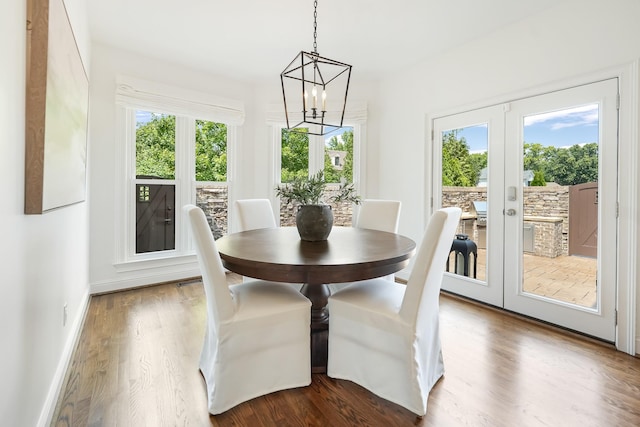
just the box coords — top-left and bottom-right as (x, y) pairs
(471, 201), (487, 225)
(470, 201), (487, 249)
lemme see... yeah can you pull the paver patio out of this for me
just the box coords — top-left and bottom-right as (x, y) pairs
(447, 249), (597, 308)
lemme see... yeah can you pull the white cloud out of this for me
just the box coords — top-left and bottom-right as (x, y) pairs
(524, 104), (598, 128)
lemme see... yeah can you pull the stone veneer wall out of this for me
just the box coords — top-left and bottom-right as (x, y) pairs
(279, 184), (355, 227)
(443, 185), (570, 257)
(523, 186), (569, 255)
(196, 185), (228, 239)
(194, 184), (568, 256)
(526, 218), (564, 257)
(194, 183), (354, 239)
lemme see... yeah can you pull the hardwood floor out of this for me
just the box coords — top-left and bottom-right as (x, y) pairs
(52, 274), (640, 426)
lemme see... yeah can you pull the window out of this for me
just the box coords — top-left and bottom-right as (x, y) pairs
(135, 111), (176, 254)
(115, 76), (243, 264)
(194, 119), (228, 240)
(323, 128), (354, 183)
(281, 128), (309, 183)
(131, 111), (229, 256)
(278, 126), (358, 226)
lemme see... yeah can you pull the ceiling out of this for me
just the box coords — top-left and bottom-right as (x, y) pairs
(87, 0), (563, 83)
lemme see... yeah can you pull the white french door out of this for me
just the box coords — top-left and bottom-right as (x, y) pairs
(433, 79), (618, 341)
(433, 105), (505, 307)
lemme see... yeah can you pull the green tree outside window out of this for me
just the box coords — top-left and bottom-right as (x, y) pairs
(136, 112), (176, 179)
(195, 120), (227, 182)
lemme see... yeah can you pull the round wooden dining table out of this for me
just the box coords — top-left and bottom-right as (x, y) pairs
(215, 226), (416, 373)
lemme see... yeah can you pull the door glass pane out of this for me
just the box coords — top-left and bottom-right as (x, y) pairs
(195, 119), (228, 239)
(135, 110), (176, 253)
(324, 126), (355, 226)
(522, 104), (599, 309)
(441, 126), (488, 281)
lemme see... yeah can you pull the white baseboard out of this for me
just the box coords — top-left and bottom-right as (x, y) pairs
(37, 289), (90, 427)
(636, 337), (640, 357)
(90, 268), (201, 294)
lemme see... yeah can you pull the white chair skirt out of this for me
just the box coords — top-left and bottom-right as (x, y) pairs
(327, 279), (444, 416)
(200, 281), (311, 414)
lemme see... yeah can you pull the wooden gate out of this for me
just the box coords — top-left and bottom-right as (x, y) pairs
(136, 184), (175, 253)
(569, 182), (597, 258)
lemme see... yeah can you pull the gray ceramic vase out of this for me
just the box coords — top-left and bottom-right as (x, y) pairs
(295, 204), (334, 241)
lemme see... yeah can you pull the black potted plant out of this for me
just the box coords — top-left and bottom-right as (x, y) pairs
(275, 170), (361, 241)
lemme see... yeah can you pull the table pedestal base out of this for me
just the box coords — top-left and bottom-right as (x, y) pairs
(310, 324), (328, 374)
(300, 283), (330, 373)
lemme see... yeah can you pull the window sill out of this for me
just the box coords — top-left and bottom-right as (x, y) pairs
(114, 252), (197, 273)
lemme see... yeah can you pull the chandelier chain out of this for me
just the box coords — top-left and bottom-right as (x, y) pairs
(313, 0), (318, 54)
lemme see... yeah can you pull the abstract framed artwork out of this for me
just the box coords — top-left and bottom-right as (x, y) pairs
(25, 0), (89, 214)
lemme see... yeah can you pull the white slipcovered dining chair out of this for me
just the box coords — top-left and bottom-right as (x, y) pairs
(235, 198), (302, 289)
(327, 207), (462, 416)
(235, 198), (277, 231)
(329, 199), (402, 293)
(355, 199), (402, 234)
(184, 204), (311, 415)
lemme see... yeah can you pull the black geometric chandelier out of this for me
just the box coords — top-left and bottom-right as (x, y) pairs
(280, 0), (352, 136)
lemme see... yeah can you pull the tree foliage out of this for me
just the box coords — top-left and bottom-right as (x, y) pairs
(442, 130), (485, 186)
(530, 170), (547, 186)
(441, 130), (598, 187)
(195, 119), (227, 181)
(136, 113), (176, 179)
(281, 129), (310, 182)
(524, 142), (598, 185)
(323, 129), (354, 183)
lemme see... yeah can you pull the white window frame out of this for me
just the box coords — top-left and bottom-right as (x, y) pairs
(113, 76), (243, 267)
(271, 124), (363, 213)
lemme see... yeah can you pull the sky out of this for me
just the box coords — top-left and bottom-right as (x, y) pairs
(324, 126), (350, 145)
(456, 104), (599, 153)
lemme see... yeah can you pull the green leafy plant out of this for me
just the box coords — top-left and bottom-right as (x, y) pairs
(275, 170), (361, 206)
(530, 170), (547, 186)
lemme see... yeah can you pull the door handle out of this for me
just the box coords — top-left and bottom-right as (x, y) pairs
(505, 209), (516, 216)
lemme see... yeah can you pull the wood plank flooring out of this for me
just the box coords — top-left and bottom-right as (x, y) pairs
(52, 274), (640, 426)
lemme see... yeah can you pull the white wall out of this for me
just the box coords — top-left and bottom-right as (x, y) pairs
(0, 0), (91, 425)
(375, 0), (640, 351)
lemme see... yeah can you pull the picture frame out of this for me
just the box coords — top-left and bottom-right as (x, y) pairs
(25, 0), (89, 214)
